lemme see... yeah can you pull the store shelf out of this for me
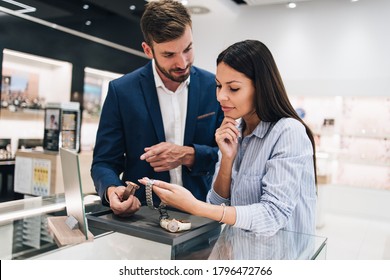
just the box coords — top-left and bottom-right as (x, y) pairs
(291, 95), (390, 191)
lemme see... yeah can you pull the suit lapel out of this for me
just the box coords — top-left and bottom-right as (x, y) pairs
(140, 63), (166, 142)
(184, 68), (199, 145)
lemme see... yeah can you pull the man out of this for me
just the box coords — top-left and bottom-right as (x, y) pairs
(91, 0), (223, 216)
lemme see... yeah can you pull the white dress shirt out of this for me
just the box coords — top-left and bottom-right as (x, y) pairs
(152, 59), (189, 186)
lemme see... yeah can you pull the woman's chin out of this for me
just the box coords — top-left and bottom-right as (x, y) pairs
(224, 112), (238, 119)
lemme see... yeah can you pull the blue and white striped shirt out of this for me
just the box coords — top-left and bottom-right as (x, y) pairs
(207, 118), (316, 236)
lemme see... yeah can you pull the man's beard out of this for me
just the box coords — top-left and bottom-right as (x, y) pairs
(155, 58), (191, 83)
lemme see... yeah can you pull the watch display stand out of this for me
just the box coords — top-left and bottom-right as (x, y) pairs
(87, 206), (220, 259)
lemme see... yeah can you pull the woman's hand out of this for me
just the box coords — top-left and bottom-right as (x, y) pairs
(138, 178), (199, 214)
(215, 117), (239, 160)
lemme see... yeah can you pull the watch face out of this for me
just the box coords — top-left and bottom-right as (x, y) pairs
(167, 220), (179, 232)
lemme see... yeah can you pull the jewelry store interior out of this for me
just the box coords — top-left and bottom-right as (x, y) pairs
(1, 0), (389, 261)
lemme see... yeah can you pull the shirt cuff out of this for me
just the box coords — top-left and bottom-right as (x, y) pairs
(233, 205), (252, 231)
(206, 188), (230, 205)
(102, 188), (112, 206)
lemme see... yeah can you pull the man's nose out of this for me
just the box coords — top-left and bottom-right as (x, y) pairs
(175, 54), (187, 69)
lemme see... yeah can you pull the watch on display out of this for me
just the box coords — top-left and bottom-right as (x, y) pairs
(144, 178), (191, 233)
(160, 218), (192, 233)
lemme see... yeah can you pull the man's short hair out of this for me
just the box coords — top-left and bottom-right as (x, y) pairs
(141, 0), (192, 46)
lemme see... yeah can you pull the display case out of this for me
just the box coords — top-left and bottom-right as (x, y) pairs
(209, 225), (327, 260)
(0, 194), (104, 260)
(290, 95), (390, 190)
(86, 206), (221, 260)
(81, 67), (123, 151)
(0, 49), (73, 155)
(0, 196), (327, 260)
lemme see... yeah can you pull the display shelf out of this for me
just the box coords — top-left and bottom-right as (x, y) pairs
(316, 151), (390, 167)
(291, 95), (390, 191)
(315, 131), (389, 140)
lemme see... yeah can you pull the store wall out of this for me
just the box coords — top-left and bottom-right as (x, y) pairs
(0, 10), (148, 150)
(2, 0), (390, 149)
(189, 0), (390, 220)
(192, 0), (390, 97)
(0, 9), (148, 110)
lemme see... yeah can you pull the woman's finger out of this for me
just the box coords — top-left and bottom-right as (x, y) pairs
(137, 178), (173, 191)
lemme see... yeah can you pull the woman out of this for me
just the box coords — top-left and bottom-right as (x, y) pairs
(139, 40), (317, 235)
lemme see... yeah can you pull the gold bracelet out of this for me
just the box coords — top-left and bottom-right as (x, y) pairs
(219, 203), (226, 223)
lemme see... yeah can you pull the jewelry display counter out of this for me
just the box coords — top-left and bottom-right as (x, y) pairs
(0, 196), (327, 260)
(0, 194), (103, 259)
(209, 225), (327, 260)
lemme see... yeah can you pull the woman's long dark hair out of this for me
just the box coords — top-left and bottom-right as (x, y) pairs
(217, 40), (317, 184)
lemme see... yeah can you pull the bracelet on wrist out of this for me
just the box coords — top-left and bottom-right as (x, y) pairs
(219, 203), (226, 223)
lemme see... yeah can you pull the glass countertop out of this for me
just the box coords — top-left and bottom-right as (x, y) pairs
(208, 225), (327, 260)
(0, 197), (327, 260)
(0, 194), (101, 226)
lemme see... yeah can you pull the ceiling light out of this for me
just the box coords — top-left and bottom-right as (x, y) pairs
(83, 4), (89, 10)
(85, 20), (92, 26)
(287, 2), (297, 9)
(3, 49), (71, 67)
(129, 5), (136, 10)
(1, 0), (36, 13)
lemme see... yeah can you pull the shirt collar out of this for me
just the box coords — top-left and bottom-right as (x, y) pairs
(152, 59), (190, 91)
(238, 118), (272, 139)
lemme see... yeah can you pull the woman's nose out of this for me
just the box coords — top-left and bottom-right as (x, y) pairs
(217, 89), (228, 101)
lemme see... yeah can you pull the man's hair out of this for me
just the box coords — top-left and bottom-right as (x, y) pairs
(141, 0), (192, 46)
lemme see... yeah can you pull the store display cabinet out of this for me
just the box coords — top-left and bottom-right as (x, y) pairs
(290, 95), (390, 191)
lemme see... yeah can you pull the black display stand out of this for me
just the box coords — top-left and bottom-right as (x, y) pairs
(87, 206), (221, 258)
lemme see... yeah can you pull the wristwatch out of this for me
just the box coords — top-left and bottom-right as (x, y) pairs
(122, 181), (140, 201)
(160, 218), (191, 233)
(145, 179), (156, 210)
(144, 178), (191, 232)
(145, 178), (169, 220)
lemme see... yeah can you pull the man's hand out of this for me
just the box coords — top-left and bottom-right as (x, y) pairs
(107, 186), (141, 217)
(140, 142), (195, 172)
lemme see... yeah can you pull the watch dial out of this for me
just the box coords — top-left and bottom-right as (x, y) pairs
(167, 220), (179, 232)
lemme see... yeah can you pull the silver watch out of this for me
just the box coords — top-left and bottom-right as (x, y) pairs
(145, 179), (156, 210)
(145, 179), (168, 220)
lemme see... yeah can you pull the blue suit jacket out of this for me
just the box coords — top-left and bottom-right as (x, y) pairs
(91, 61), (224, 206)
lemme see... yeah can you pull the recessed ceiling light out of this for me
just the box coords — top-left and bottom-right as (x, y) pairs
(287, 2), (297, 9)
(129, 5), (136, 10)
(85, 20), (92, 26)
(83, 4), (89, 10)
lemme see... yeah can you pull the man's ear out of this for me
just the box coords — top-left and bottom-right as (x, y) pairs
(142, 42), (154, 59)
